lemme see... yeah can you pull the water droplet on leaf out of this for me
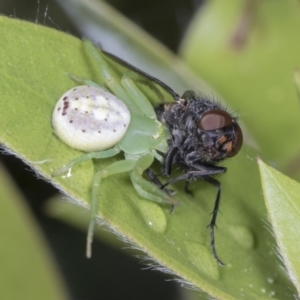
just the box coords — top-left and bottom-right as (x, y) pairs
(228, 225), (255, 249)
(136, 199), (167, 233)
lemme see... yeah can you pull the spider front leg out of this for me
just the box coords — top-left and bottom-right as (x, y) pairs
(121, 72), (158, 119)
(83, 39), (139, 114)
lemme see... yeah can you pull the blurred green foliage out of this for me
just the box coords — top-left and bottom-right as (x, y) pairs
(1, 0), (300, 299)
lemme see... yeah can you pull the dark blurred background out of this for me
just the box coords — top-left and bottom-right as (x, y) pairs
(0, 0), (205, 299)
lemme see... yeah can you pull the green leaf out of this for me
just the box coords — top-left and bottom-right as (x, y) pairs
(258, 158), (300, 295)
(0, 16), (296, 299)
(0, 164), (68, 299)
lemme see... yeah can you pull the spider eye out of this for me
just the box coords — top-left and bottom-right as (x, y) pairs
(199, 109), (232, 130)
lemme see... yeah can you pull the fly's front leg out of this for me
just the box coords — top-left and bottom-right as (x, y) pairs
(184, 181), (193, 196)
(162, 164), (227, 188)
(145, 169), (175, 196)
(162, 146), (178, 176)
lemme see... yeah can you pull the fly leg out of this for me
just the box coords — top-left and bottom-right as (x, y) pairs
(202, 176), (224, 266)
(184, 181), (194, 196)
(161, 164), (226, 266)
(145, 169), (175, 196)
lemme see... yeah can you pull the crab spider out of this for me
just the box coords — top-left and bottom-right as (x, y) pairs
(52, 39), (177, 258)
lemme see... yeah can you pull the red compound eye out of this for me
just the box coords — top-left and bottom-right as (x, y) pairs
(227, 123), (243, 157)
(199, 109), (243, 157)
(199, 109), (232, 130)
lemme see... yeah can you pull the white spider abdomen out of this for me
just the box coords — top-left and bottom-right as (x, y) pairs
(52, 86), (131, 152)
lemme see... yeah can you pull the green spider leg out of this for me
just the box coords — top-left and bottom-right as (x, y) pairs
(87, 159), (136, 258)
(68, 74), (109, 92)
(52, 146), (121, 176)
(84, 40), (141, 115)
(151, 149), (164, 163)
(129, 153), (177, 206)
(121, 71), (165, 103)
(121, 73), (157, 119)
(121, 76), (167, 142)
(87, 153), (177, 258)
(83, 40), (167, 121)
